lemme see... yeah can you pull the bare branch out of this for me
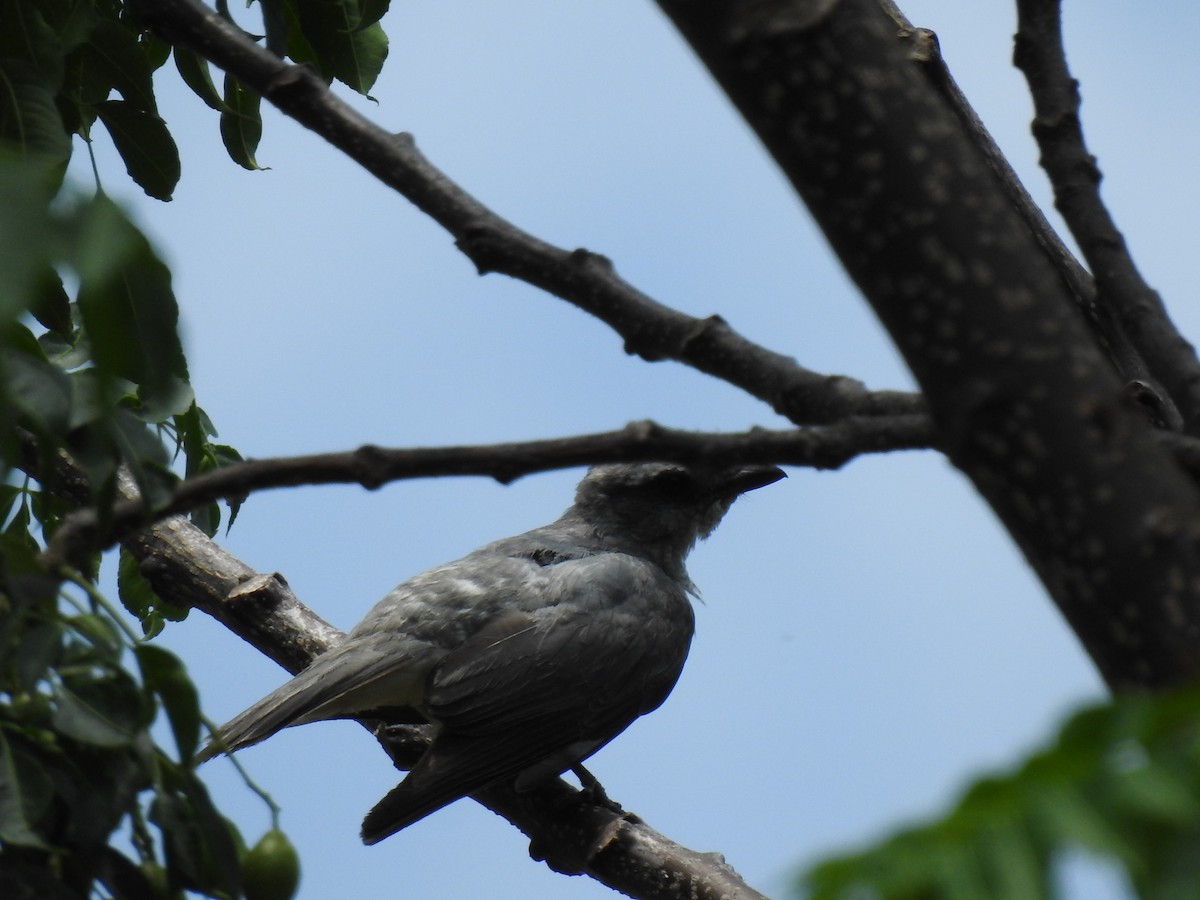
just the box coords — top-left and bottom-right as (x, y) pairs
(1012, 0), (1200, 432)
(41, 417), (934, 570)
(126, 0), (923, 427)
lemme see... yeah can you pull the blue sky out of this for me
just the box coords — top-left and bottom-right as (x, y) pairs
(79, 1), (1200, 897)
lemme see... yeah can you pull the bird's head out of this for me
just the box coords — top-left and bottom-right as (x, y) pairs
(568, 461), (785, 577)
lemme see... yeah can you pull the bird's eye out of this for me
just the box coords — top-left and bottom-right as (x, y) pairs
(646, 467), (695, 496)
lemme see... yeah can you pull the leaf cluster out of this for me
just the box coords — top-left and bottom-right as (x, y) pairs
(0, 535), (246, 899)
(0, 156), (239, 535)
(0, 0), (179, 197)
(803, 687), (1200, 899)
(1, 0), (390, 190)
(0, 187), (256, 893)
(0, 2), (357, 895)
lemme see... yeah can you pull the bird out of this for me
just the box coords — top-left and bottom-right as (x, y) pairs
(201, 461), (785, 844)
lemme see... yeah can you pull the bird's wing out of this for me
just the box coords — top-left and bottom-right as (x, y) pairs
(199, 630), (442, 761)
(360, 554), (695, 841)
(430, 554), (694, 732)
(201, 554), (551, 761)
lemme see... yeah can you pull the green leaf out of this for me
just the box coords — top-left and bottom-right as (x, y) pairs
(174, 402), (209, 475)
(800, 688), (1200, 899)
(219, 73), (263, 170)
(280, 0), (388, 94)
(11, 622), (62, 695)
(977, 821), (1047, 899)
(0, 483), (21, 523)
(4, 493), (32, 537)
(173, 47), (226, 112)
(356, 0), (391, 31)
(1109, 762), (1198, 825)
(0, 731), (51, 848)
(171, 404), (243, 536)
(54, 737), (155, 853)
(52, 671), (147, 747)
(38, 330), (90, 371)
(0, 0), (64, 83)
(63, 366), (107, 429)
(0, 1), (71, 173)
(0, 58), (72, 163)
(0, 154), (63, 325)
(0, 341), (73, 436)
(118, 544), (155, 625)
(260, 0), (288, 57)
(73, 194), (189, 391)
(40, 0), (102, 55)
(118, 545), (188, 636)
(140, 32), (172, 71)
(930, 841), (990, 898)
(137, 378), (196, 424)
(150, 769), (241, 896)
(72, 18), (157, 113)
(334, 20), (387, 94)
(135, 644), (201, 762)
(28, 266), (72, 336)
(66, 611), (123, 659)
(109, 406), (176, 508)
(1026, 784), (1133, 861)
(0, 511), (45, 567)
(95, 847), (162, 900)
(95, 99), (180, 200)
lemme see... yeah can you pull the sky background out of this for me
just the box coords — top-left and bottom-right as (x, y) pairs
(74, 1), (1200, 897)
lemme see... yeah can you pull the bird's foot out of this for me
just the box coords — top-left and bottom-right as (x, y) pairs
(374, 723), (434, 771)
(571, 764), (639, 822)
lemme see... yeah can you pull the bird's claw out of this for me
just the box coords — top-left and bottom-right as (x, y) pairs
(571, 764), (628, 817)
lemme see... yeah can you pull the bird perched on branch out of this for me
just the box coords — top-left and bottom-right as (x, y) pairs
(202, 461), (784, 844)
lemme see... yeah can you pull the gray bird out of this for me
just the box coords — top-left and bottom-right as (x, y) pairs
(202, 461), (784, 844)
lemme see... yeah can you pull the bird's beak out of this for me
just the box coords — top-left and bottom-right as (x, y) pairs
(725, 465), (786, 496)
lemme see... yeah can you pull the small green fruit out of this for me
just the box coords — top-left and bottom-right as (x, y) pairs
(242, 828), (300, 900)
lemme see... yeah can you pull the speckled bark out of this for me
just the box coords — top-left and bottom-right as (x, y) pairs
(655, 0), (1200, 688)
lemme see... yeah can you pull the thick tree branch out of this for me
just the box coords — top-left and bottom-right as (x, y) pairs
(877, 2), (1180, 429)
(41, 417), (933, 569)
(1012, 0), (1200, 433)
(126, 0), (922, 428)
(653, 0), (1200, 689)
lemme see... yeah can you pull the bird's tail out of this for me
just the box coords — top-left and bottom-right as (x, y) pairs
(361, 775), (471, 845)
(198, 661), (333, 762)
(199, 633), (434, 763)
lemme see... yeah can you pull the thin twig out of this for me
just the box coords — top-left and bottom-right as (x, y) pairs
(1012, 0), (1200, 432)
(126, 0), (923, 427)
(41, 417), (935, 569)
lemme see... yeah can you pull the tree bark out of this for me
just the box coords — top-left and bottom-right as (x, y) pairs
(653, 0), (1200, 689)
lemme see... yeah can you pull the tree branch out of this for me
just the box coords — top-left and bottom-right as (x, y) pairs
(652, 0), (1200, 689)
(1012, 0), (1200, 433)
(877, 1), (1181, 429)
(126, 0), (923, 427)
(41, 417), (934, 570)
